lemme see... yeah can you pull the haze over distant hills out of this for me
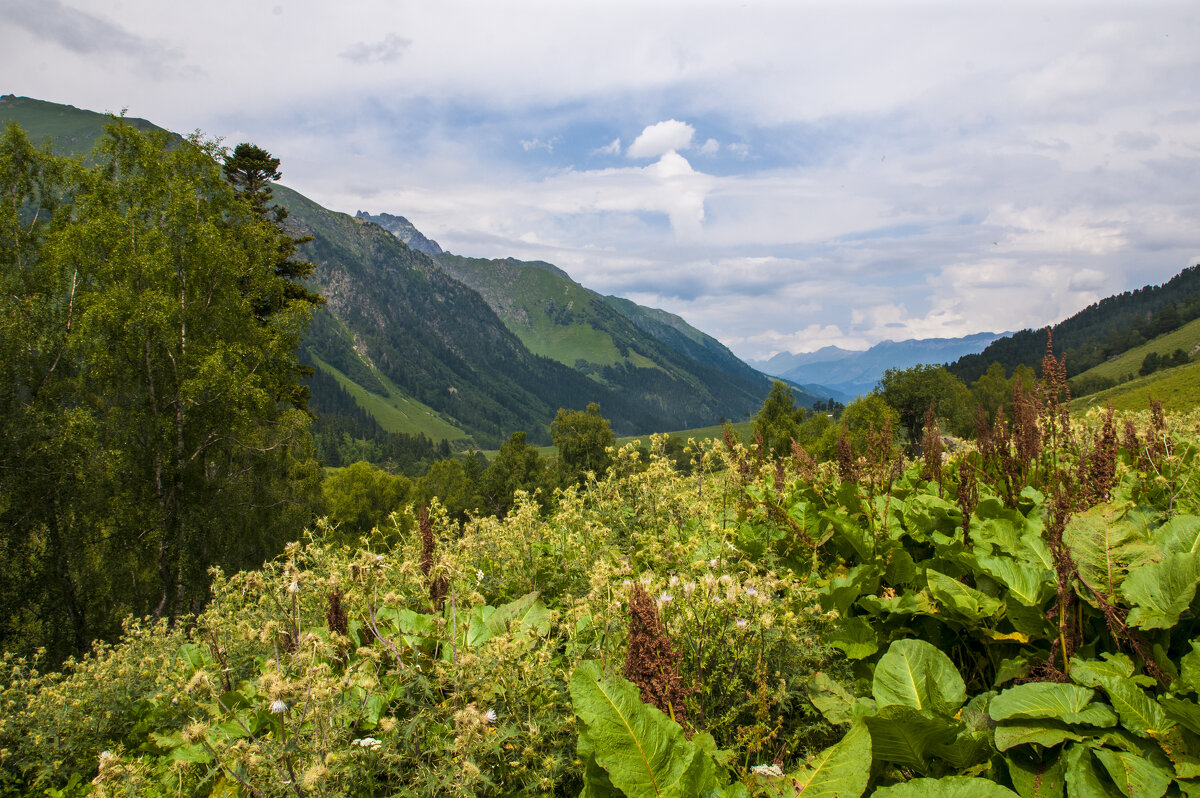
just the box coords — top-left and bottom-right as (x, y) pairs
(752, 332), (1008, 398)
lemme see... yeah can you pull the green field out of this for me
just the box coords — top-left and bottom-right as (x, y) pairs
(1070, 358), (1200, 413)
(309, 353), (469, 441)
(1072, 316), (1200, 384)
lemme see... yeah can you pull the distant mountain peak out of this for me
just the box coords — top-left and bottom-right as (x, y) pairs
(355, 211), (443, 255)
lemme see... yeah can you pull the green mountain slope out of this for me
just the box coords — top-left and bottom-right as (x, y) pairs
(2, 96), (774, 446)
(1070, 316), (1200, 385)
(427, 251), (774, 420)
(1070, 359), (1200, 414)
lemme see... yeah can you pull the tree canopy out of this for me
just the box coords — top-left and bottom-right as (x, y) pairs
(0, 121), (322, 662)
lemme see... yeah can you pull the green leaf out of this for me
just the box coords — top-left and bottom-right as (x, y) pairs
(1064, 744), (1123, 798)
(864, 705), (962, 771)
(1006, 748), (1067, 798)
(570, 661), (724, 797)
(786, 723), (871, 798)
(828, 615), (879, 660)
(926, 568), (1003, 621)
(873, 638), (967, 715)
(872, 776), (1021, 797)
(807, 671), (859, 725)
(1064, 506), (1156, 603)
(1156, 515), (1200, 555)
(990, 683), (1116, 727)
(976, 554), (1055, 606)
(993, 720), (1086, 752)
(1123, 551), (1200, 630)
(1092, 748), (1172, 798)
(821, 564), (880, 616)
(1071, 665), (1173, 738)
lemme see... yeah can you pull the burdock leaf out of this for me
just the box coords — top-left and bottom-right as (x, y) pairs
(570, 660), (723, 797)
(873, 638), (967, 715)
(786, 723), (871, 798)
(871, 776), (1021, 797)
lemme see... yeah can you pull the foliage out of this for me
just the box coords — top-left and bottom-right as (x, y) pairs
(753, 380), (806, 460)
(321, 461), (412, 539)
(877, 363), (974, 446)
(1, 435), (842, 796)
(0, 121), (321, 663)
(552, 402), (616, 484)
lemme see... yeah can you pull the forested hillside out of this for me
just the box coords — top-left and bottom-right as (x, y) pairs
(949, 265), (1200, 383)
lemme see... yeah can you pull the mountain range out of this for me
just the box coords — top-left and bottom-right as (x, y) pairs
(751, 332), (1008, 398)
(0, 95), (779, 447)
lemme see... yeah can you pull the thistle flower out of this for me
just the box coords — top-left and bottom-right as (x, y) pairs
(657, 592), (673, 604)
(683, 581), (696, 597)
(287, 581), (300, 595)
(745, 587), (758, 598)
(484, 708), (497, 724)
(270, 699), (288, 714)
(352, 737), (382, 750)
(735, 618), (748, 630)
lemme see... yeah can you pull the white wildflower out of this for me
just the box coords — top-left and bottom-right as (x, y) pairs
(751, 764), (784, 777)
(668, 575), (679, 587)
(352, 737), (382, 750)
(683, 581), (696, 597)
(270, 699), (288, 714)
(287, 581), (300, 595)
(476, 570), (484, 584)
(709, 558), (718, 568)
(622, 579), (632, 588)
(736, 619), (748, 630)
(658, 592), (673, 604)
(745, 587), (758, 598)
(483, 708), (497, 724)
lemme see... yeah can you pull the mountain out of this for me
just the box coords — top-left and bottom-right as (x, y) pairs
(752, 332), (1007, 398)
(947, 265), (1200, 384)
(355, 211), (443, 255)
(1, 96), (773, 447)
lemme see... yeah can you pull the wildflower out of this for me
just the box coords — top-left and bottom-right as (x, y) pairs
(352, 737), (382, 751)
(745, 587), (758, 598)
(736, 619), (748, 630)
(657, 592), (673, 604)
(751, 764), (784, 778)
(270, 699), (288, 714)
(683, 581), (696, 597)
(476, 570), (484, 585)
(287, 581), (300, 595)
(709, 558), (718, 568)
(484, 708), (497, 724)
(622, 579), (632, 588)
(668, 575), (679, 587)
(719, 574), (732, 587)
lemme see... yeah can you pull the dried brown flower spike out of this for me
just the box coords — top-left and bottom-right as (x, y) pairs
(624, 584), (690, 728)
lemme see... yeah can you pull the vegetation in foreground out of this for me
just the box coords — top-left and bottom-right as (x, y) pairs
(5, 347), (1200, 796)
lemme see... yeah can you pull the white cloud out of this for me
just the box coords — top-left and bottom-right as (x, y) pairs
(627, 119), (695, 159)
(698, 138), (719, 156)
(593, 137), (621, 156)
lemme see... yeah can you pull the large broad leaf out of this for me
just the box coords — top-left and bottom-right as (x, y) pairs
(1064, 506), (1156, 603)
(827, 615), (879, 660)
(873, 638), (967, 715)
(977, 554), (1056, 607)
(1155, 515), (1200, 555)
(863, 705), (962, 771)
(1122, 551), (1200, 630)
(1071, 661), (1173, 738)
(925, 569), (1003, 621)
(990, 683), (1116, 727)
(487, 591), (553, 637)
(820, 564), (880, 616)
(1092, 748), (1172, 798)
(785, 723), (871, 798)
(1064, 745), (1123, 798)
(872, 776), (1020, 797)
(570, 661), (723, 798)
(807, 671), (861, 725)
(993, 720), (1086, 752)
(1176, 641), (1200, 694)
(1006, 748), (1067, 798)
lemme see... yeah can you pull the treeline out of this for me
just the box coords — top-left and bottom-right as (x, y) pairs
(949, 264), (1200, 383)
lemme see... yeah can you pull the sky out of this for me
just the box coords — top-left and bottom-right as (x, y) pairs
(3, 1), (1199, 361)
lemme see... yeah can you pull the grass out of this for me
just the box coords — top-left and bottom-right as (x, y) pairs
(309, 352), (469, 441)
(1070, 358), (1200, 414)
(488, 420), (755, 459)
(1072, 317), (1200, 384)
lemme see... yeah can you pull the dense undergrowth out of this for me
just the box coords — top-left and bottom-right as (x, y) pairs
(4, 376), (1200, 796)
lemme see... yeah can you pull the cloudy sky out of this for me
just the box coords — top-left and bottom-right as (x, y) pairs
(3, 1), (1199, 361)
